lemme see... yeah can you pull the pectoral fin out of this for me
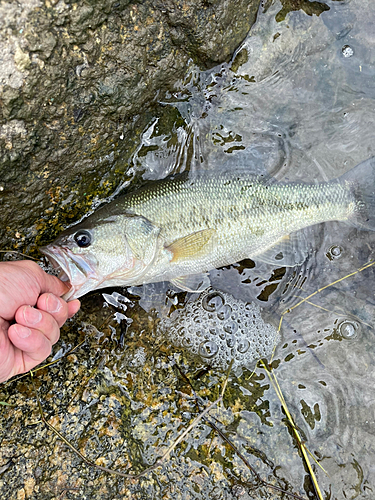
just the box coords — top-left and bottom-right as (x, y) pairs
(253, 230), (310, 267)
(171, 273), (211, 292)
(166, 228), (216, 262)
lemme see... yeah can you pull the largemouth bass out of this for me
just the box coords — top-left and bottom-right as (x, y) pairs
(41, 158), (375, 300)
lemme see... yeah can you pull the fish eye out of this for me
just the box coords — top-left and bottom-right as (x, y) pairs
(74, 230), (92, 248)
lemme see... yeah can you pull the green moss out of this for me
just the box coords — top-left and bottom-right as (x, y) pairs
(275, 0), (330, 22)
(230, 48), (249, 73)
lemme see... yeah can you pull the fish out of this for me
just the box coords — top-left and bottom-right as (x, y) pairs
(40, 157), (375, 300)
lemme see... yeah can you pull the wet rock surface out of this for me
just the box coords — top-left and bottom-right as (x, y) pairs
(0, 0), (260, 252)
(0, 296), (289, 500)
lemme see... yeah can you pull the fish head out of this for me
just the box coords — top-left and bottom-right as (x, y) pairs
(40, 213), (161, 300)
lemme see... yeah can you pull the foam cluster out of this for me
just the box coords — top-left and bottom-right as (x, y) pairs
(158, 289), (280, 373)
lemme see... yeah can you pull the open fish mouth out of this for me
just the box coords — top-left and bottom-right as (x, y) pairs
(40, 244), (96, 300)
(40, 246), (71, 282)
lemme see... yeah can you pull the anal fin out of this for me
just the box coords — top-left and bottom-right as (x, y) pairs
(253, 230), (310, 267)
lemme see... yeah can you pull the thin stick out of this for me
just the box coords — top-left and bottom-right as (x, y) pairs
(279, 260), (375, 331)
(6, 340), (87, 384)
(0, 250), (39, 261)
(174, 361), (307, 500)
(153, 395), (222, 465)
(302, 300), (372, 329)
(220, 359), (233, 398)
(261, 361), (324, 500)
(271, 262), (375, 496)
(205, 417), (307, 500)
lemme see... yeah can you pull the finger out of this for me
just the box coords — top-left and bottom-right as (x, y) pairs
(31, 261), (71, 297)
(68, 299), (81, 318)
(0, 319), (17, 383)
(14, 305), (60, 345)
(7, 323), (55, 365)
(36, 294), (80, 326)
(39, 272), (71, 298)
(36, 293), (70, 328)
(7, 260), (70, 298)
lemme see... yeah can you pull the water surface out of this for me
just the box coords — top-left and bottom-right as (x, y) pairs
(123, 0), (375, 497)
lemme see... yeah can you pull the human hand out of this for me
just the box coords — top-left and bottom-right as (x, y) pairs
(0, 260), (80, 383)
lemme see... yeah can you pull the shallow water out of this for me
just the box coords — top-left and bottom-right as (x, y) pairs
(2, 1), (375, 499)
(120, 0), (375, 497)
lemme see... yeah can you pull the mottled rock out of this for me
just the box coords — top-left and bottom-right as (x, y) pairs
(0, 0), (260, 252)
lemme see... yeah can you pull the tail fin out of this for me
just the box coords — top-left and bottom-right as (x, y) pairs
(339, 157), (375, 231)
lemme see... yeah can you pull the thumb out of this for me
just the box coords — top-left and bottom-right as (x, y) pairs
(19, 261), (70, 297)
(37, 270), (71, 298)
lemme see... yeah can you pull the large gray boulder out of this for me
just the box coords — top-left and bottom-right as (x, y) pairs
(0, 0), (260, 252)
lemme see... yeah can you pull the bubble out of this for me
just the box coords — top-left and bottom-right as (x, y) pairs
(177, 327), (186, 337)
(331, 245), (342, 257)
(339, 320), (358, 340)
(342, 45), (354, 58)
(202, 291), (225, 312)
(183, 337), (193, 347)
(232, 484), (246, 497)
(157, 289), (280, 373)
(226, 337), (236, 348)
(217, 304), (232, 320)
(237, 339), (250, 353)
(326, 245), (343, 261)
(224, 321), (238, 334)
(199, 340), (219, 358)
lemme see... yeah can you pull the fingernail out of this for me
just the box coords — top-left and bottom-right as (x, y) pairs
(23, 306), (42, 325)
(14, 324), (31, 339)
(46, 294), (62, 314)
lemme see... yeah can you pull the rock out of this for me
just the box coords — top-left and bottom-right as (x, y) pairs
(0, 0), (260, 252)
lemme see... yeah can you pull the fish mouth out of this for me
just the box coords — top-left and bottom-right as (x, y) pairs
(40, 245), (98, 300)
